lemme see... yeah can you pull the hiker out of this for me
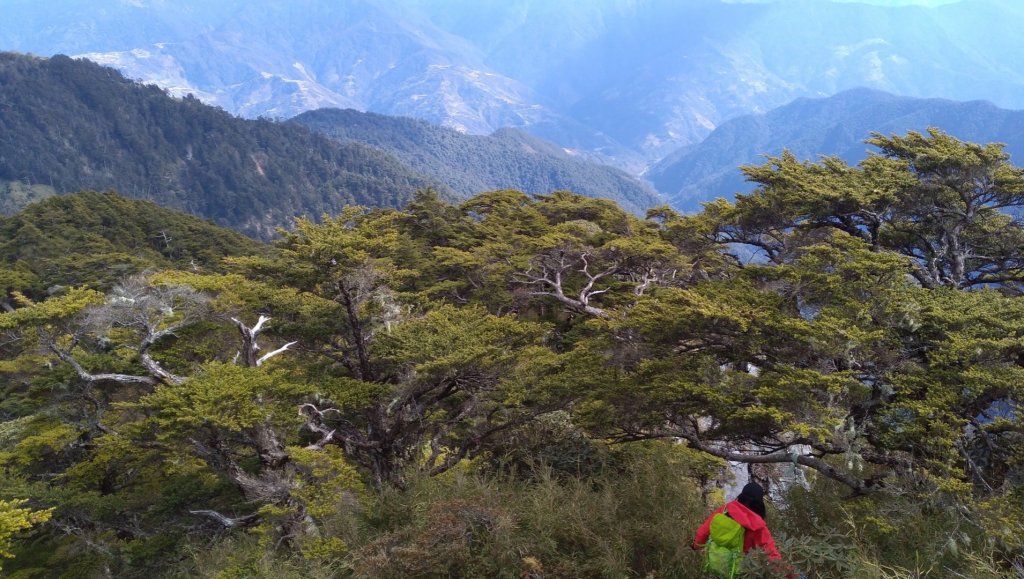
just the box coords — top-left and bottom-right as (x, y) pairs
(692, 482), (792, 578)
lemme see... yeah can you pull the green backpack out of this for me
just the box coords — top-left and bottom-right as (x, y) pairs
(704, 507), (745, 578)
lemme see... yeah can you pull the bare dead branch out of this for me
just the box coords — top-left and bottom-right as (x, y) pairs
(514, 254), (611, 319)
(49, 343), (157, 387)
(256, 341), (297, 366)
(188, 509), (261, 529)
(138, 350), (185, 385)
(680, 433), (876, 495)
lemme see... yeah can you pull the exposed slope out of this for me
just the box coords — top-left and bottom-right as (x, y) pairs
(0, 52), (444, 238)
(289, 108), (662, 214)
(647, 88), (1024, 211)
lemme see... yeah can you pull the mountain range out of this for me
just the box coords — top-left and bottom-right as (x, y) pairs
(0, 52), (660, 236)
(4, 0), (1024, 171)
(648, 88), (1024, 210)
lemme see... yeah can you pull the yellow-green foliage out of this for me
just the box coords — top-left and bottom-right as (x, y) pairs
(133, 363), (308, 434)
(0, 287), (104, 329)
(287, 446), (367, 520)
(0, 419), (78, 469)
(773, 477), (1015, 578)
(0, 499), (53, 567)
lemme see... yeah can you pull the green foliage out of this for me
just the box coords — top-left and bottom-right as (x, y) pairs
(0, 286), (104, 329)
(132, 363), (307, 433)
(1, 130), (1023, 577)
(771, 479), (1014, 578)
(734, 128), (1024, 291)
(0, 191), (265, 297)
(320, 444), (706, 579)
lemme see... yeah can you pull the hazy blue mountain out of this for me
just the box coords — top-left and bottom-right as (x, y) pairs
(4, 0), (1024, 169)
(487, 0), (1024, 160)
(0, 52), (445, 238)
(647, 88), (1024, 211)
(290, 108), (662, 214)
(5, 0), (600, 153)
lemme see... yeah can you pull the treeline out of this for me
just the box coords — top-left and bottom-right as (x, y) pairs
(0, 52), (445, 238)
(1, 130), (1023, 577)
(290, 108), (662, 214)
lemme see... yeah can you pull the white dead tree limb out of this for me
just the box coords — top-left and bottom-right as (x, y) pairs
(46, 278), (209, 387)
(138, 336), (186, 385)
(679, 432), (872, 495)
(48, 339), (158, 386)
(299, 402), (338, 450)
(628, 265), (681, 296)
(662, 416), (887, 496)
(188, 510), (260, 529)
(514, 250), (614, 319)
(577, 253), (617, 304)
(299, 403), (374, 453)
(632, 267), (660, 296)
(257, 342), (298, 366)
(231, 315), (297, 368)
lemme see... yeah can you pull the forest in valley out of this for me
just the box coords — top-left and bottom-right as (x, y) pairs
(2, 129), (1024, 577)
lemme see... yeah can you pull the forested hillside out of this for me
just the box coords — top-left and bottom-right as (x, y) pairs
(290, 108), (661, 214)
(1, 128), (1022, 577)
(0, 191), (265, 307)
(0, 52), (445, 238)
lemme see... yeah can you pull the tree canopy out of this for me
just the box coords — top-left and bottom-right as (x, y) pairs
(1, 129), (1022, 577)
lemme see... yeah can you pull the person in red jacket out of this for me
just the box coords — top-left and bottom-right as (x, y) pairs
(693, 482), (784, 563)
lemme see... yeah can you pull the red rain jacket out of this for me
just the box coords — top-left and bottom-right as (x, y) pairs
(692, 499), (782, 560)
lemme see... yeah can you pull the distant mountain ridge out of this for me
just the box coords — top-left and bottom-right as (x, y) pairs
(290, 108), (661, 214)
(646, 88), (1024, 211)
(5, 0), (1024, 170)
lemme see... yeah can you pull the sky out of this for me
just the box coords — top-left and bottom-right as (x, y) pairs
(829, 0), (961, 4)
(723, 0), (962, 5)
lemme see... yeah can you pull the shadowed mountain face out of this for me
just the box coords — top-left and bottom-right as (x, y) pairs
(646, 88), (1024, 211)
(4, 0), (1022, 170)
(289, 108), (662, 215)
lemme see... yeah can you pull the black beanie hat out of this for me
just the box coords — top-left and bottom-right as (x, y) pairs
(738, 482), (765, 502)
(737, 482), (767, 520)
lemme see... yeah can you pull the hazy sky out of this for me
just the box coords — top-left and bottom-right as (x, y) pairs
(724, 0), (962, 5)
(828, 0), (961, 5)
